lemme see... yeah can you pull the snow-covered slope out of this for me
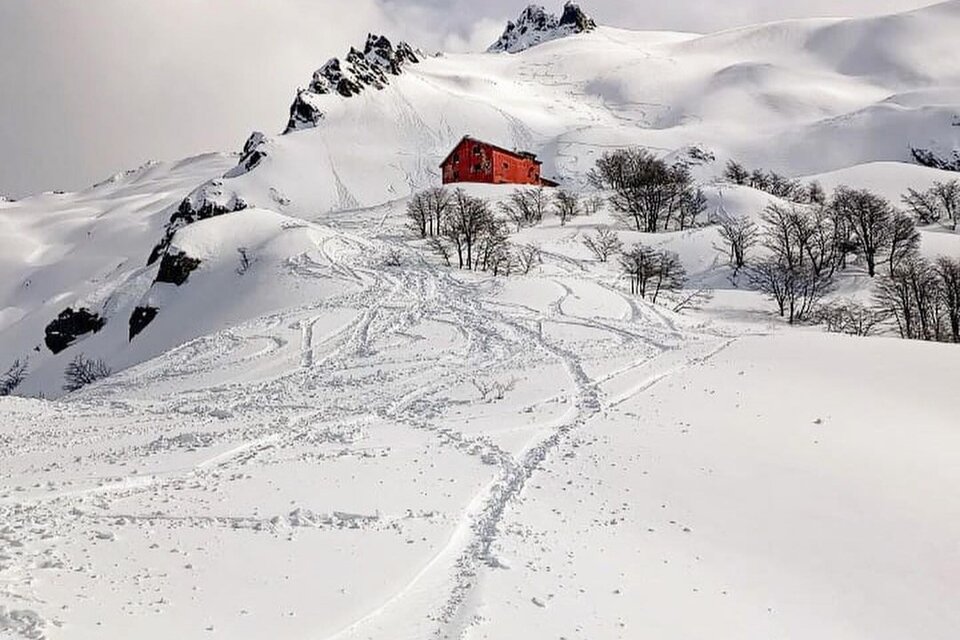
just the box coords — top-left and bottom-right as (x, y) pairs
(1, 3), (960, 638)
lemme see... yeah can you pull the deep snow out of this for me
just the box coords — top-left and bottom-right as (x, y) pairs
(1, 3), (959, 639)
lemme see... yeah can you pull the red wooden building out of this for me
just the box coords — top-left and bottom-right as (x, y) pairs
(440, 136), (557, 187)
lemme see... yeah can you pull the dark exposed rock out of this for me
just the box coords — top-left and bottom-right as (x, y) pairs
(156, 250), (201, 286)
(224, 131), (270, 179)
(148, 180), (248, 265)
(559, 1), (596, 31)
(44, 308), (106, 355)
(285, 90), (327, 133)
(488, 2), (597, 54)
(128, 306), (159, 341)
(283, 34), (422, 133)
(239, 131), (268, 171)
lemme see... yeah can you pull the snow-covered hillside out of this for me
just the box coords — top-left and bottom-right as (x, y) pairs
(1, 2), (959, 639)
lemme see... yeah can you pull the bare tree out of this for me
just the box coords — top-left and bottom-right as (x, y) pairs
(583, 195), (605, 216)
(406, 190), (432, 238)
(747, 260), (832, 324)
(444, 189), (491, 270)
(806, 181), (827, 206)
(830, 187), (894, 277)
(935, 256), (960, 342)
(619, 244), (660, 297)
(717, 215), (758, 274)
(649, 250), (687, 304)
(407, 187), (452, 238)
(499, 188), (548, 232)
(514, 244), (542, 275)
(583, 227), (623, 263)
(760, 203), (807, 271)
(590, 148), (700, 233)
(428, 190), (511, 275)
(0, 358), (28, 396)
(63, 354), (112, 392)
(723, 160), (750, 185)
(875, 256), (947, 342)
(619, 244), (687, 302)
(676, 188), (707, 230)
(887, 211), (921, 274)
(552, 189), (582, 226)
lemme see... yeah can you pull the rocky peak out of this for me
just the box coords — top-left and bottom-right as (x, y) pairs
(488, 2), (597, 54)
(284, 34), (422, 133)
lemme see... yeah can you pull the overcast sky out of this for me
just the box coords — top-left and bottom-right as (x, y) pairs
(0, 0), (938, 198)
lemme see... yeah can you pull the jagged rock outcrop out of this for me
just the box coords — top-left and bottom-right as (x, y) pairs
(44, 308), (106, 354)
(283, 34), (422, 133)
(147, 180), (248, 265)
(488, 2), (596, 54)
(128, 306), (159, 341)
(223, 131), (271, 179)
(156, 250), (202, 286)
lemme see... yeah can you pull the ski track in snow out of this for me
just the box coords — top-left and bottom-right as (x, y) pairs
(0, 202), (731, 638)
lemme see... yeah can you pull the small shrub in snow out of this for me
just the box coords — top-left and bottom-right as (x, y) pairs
(63, 354), (112, 393)
(582, 227), (622, 263)
(472, 378), (517, 402)
(815, 301), (887, 337)
(382, 248), (404, 267)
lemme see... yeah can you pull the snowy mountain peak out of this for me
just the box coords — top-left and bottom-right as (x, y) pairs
(488, 2), (596, 54)
(284, 34), (422, 133)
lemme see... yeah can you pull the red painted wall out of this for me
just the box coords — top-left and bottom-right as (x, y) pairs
(441, 139), (543, 186)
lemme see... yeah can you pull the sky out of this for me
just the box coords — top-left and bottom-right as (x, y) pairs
(0, 0), (939, 198)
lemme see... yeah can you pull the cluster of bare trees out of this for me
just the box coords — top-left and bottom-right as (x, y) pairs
(738, 188), (922, 323)
(714, 180), (960, 342)
(875, 256), (960, 343)
(724, 160), (826, 204)
(1, 358), (28, 396)
(588, 148), (706, 232)
(407, 188), (536, 275)
(910, 147), (960, 173)
(902, 180), (960, 231)
(63, 354), (112, 393)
